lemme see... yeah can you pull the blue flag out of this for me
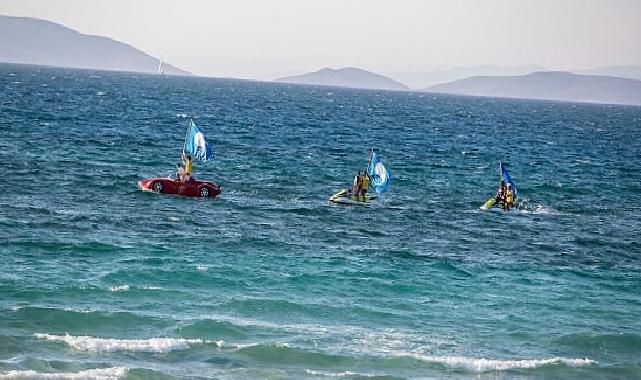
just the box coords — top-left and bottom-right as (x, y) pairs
(367, 152), (391, 194)
(500, 162), (517, 199)
(184, 120), (212, 162)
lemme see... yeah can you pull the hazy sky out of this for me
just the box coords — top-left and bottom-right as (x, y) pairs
(1, 0), (640, 78)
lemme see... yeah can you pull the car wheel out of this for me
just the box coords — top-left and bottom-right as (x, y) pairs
(199, 187), (209, 197)
(152, 181), (163, 193)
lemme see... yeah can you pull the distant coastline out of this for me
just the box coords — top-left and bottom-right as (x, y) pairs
(427, 71), (641, 106)
(275, 67), (409, 91)
(2, 14), (640, 106)
(0, 15), (190, 76)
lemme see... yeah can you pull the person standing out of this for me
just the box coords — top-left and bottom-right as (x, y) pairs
(352, 170), (362, 197)
(175, 162), (183, 182)
(182, 154), (193, 182)
(505, 184), (514, 211)
(495, 180), (506, 208)
(360, 172), (370, 202)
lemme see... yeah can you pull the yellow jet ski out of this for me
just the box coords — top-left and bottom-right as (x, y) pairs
(481, 162), (518, 211)
(480, 198), (497, 210)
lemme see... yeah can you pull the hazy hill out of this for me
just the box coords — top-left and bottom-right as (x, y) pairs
(0, 15), (190, 75)
(427, 71), (641, 106)
(385, 65), (544, 89)
(575, 65), (641, 81)
(276, 67), (409, 90)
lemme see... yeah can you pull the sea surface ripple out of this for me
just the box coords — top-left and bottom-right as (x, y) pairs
(1, 64), (641, 379)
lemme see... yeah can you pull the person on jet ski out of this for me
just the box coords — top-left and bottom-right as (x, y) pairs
(495, 180), (506, 207)
(505, 184), (514, 211)
(359, 172), (370, 202)
(352, 170), (362, 196)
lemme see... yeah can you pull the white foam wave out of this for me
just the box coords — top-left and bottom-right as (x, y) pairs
(139, 286), (163, 290)
(187, 316), (450, 354)
(519, 205), (559, 215)
(34, 334), (223, 353)
(108, 285), (163, 292)
(108, 285), (129, 292)
(412, 354), (595, 371)
(232, 341), (290, 350)
(195, 314), (332, 335)
(62, 307), (97, 313)
(11, 305), (98, 313)
(0, 367), (127, 379)
(196, 264), (208, 271)
(306, 370), (377, 377)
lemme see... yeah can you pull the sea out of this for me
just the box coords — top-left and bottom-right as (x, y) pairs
(1, 63), (641, 379)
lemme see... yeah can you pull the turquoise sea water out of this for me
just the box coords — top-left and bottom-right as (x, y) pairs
(1, 63), (641, 379)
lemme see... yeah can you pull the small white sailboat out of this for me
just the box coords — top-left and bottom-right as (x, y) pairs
(156, 59), (164, 75)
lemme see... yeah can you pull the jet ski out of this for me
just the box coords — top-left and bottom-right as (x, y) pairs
(329, 189), (377, 206)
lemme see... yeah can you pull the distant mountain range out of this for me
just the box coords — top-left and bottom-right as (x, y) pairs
(575, 65), (641, 81)
(3, 14), (640, 105)
(0, 15), (189, 75)
(427, 71), (641, 106)
(385, 65), (545, 89)
(274, 67), (641, 106)
(275, 67), (408, 91)
(386, 65), (641, 89)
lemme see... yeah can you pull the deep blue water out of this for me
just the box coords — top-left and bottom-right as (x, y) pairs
(1, 63), (641, 379)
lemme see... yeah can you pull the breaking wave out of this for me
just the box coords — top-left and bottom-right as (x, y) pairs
(0, 367), (127, 379)
(411, 354), (595, 372)
(34, 333), (223, 353)
(108, 285), (129, 292)
(305, 369), (379, 378)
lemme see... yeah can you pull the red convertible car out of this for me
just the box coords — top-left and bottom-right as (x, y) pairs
(138, 177), (221, 198)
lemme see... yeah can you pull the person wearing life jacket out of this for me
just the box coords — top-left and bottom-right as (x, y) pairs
(182, 154), (193, 182)
(495, 180), (506, 207)
(505, 184), (514, 211)
(360, 172), (370, 202)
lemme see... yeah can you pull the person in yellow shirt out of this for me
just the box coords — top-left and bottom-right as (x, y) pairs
(181, 154), (192, 182)
(360, 172), (370, 202)
(505, 184), (513, 211)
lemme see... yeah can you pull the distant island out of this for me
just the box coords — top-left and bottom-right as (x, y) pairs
(384, 65), (545, 89)
(427, 71), (641, 106)
(575, 65), (641, 82)
(275, 67), (409, 91)
(0, 15), (190, 75)
(3, 14), (640, 106)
